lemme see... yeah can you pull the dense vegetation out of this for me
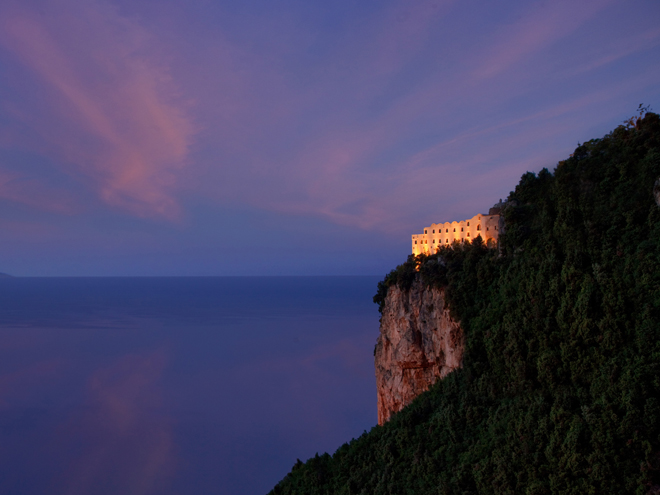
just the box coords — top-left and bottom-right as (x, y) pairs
(269, 112), (660, 494)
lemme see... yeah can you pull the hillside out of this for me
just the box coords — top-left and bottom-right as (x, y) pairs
(269, 112), (660, 495)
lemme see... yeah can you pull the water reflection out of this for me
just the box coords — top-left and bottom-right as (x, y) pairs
(0, 277), (379, 494)
(59, 350), (174, 495)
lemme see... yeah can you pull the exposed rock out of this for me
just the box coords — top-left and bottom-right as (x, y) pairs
(374, 279), (464, 425)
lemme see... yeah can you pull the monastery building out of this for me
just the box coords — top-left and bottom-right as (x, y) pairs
(412, 201), (504, 255)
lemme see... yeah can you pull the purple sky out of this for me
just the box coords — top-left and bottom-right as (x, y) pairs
(1, 0), (659, 276)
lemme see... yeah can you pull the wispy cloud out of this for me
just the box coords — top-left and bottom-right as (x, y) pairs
(1, 0), (658, 272)
(571, 26), (660, 75)
(472, 0), (615, 79)
(0, 0), (194, 219)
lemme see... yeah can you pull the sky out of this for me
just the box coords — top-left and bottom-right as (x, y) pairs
(0, 0), (659, 276)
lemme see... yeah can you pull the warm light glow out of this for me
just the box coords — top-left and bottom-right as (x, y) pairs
(411, 212), (500, 255)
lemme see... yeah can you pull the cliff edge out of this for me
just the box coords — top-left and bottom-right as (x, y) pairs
(375, 279), (463, 425)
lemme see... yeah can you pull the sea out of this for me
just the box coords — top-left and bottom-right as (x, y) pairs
(0, 276), (381, 495)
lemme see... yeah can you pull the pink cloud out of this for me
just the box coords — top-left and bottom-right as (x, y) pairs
(259, 64), (658, 235)
(0, 0), (194, 219)
(2, 0), (648, 239)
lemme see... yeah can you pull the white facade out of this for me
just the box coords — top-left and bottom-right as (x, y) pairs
(411, 212), (500, 255)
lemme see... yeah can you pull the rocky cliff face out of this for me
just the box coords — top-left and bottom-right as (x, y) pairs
(375, 280), (464, 425)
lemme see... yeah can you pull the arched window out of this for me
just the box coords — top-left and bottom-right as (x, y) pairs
(467, 232), (470, 237)
(467, 222), (470, 226)
(446, 239), (449, 243)
(424, 230), (427, 234)
(453, 228), (456, 232)
(432, 230), (435, 233)
(461, 227), (464, 232)
(433, 239), (435, 243)
(446, 229), (448, 233)
(477, 225), (481, 231)
(415, 241), (417, 244)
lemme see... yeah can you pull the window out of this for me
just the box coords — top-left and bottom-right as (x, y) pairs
(467, 222), (470, 226)
(446, 239), (449, 243)
(432, 230), (435, 233)
(477, 225), (481, 231)
(424, 230), (427, 234)
(415, 241), (417, 244)
(487, 227), (489, 231)
(433, 239), (435, 243)
(461, 227), (463, 232)
(467, 232), (470, 237)
(446, 229), (448, 233)
(453, 228), (456, 232)
(425, 240), (428, 244)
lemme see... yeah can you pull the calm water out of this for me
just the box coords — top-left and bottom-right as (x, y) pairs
(0, 277), (381, 495)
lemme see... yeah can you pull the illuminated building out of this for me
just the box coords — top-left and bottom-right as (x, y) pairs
(411, 201), (504, 255)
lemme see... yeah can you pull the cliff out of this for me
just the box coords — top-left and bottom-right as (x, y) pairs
(374, 280), (463, 425)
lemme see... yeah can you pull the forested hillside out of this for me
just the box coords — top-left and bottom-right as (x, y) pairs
(269, 112), (660, 495)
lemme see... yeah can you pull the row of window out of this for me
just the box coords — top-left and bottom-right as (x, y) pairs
(424, 225), (499, 235)
(421, 217), (500, 235)
(416, 232), (486, 245)
(424, 221), (475, 235)
(420, 225), (497, 237)
(415, 239), (451, 245)
(415, 237), (484, 247)
(423, 228), (473, 235)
